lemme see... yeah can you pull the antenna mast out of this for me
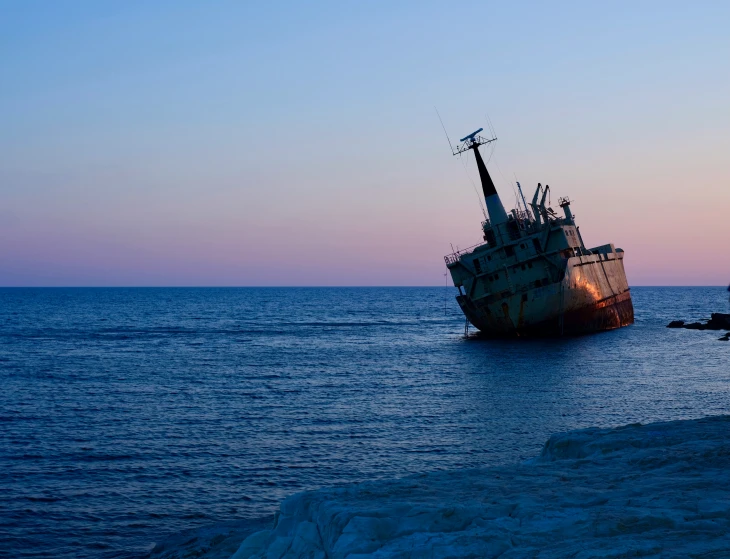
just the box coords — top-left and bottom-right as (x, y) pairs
(435, 108), (455, 154)
(453, 127), (508, 225)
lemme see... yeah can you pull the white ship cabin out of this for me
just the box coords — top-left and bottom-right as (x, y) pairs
(446, 184), (623, 296)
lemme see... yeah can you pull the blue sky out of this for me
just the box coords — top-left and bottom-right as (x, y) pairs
(2, 1), (729, 285)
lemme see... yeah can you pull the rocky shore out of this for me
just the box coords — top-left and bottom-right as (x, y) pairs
(149, 416), (730, 558)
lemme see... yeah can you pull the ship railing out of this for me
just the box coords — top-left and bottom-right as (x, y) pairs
(444, 241), (485, 265)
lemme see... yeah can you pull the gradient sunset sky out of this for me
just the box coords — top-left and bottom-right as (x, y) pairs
(2, 1), (728, 286)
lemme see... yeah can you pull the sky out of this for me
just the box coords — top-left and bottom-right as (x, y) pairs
(1, 0), (728, 286)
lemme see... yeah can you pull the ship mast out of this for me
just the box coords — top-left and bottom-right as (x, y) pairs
(454, 129), (508, 225)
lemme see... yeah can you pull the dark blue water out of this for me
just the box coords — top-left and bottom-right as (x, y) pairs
(1, 287), (728, 558)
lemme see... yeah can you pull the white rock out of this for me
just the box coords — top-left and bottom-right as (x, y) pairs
(231, 416), (730, 558)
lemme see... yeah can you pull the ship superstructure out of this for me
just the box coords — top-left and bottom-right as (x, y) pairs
(445, 129), (634, 336)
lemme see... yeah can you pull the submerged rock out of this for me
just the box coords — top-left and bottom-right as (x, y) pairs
(709, 313), (730, 329)
(667, 313), (730, 336)
(227, 416), (730, 559)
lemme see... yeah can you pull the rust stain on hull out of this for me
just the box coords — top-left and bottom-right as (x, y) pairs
(458, 290), (634, 338)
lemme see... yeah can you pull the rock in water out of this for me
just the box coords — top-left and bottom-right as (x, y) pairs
(667, 313), (730, 336)
(708, 313), (730, 329)
(231, 416), (730, 559)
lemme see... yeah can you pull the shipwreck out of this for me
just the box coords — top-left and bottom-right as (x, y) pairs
(445, 128), (634, 336)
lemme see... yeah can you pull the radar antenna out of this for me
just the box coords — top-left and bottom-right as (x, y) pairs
(452, 127), (497, 156)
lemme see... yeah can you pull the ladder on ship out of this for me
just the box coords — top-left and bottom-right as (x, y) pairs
(558, 281), (565, 336)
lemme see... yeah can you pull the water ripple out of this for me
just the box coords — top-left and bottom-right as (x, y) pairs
(0, 286), (728, 559)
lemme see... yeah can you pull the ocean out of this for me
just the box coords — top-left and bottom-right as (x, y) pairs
(1, 287), (728, 558)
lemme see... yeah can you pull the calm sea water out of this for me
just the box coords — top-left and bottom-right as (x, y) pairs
(1, 287), (729, 558)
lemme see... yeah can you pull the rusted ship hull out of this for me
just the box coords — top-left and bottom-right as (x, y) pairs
(458, 290), (634, 337)
(453, 251), (634, 337)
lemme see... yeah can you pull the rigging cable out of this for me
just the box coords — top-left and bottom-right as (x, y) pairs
(485, 113), (497, 139)
(493, 154), (518, 205)
(459, 154), (487, 219)
(482, 113), (517, 206)
(484, 113), (515, 193)
(435, 107), (486, 219)
(434, 107), (455, 154)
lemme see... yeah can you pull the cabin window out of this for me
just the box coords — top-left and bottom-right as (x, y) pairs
(532, 238), (541, 252)
(504, 246), (515, 257)
(487, 255), (492, 261)
(485, 229), (496, 246)
(520, 243), (526, 249)
(473, 259), (482, 274)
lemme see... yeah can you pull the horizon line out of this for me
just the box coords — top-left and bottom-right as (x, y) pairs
(0, 285), (726, 289)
